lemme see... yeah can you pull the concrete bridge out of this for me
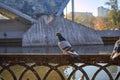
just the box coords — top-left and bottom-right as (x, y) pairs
(0, 2), (120, 79)
(0, 0), (69, 17)
(0, 1), (119, 46)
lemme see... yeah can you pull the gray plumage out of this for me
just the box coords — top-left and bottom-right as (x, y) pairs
(56, 33), (80, 60)
(111, 38), (120, 60)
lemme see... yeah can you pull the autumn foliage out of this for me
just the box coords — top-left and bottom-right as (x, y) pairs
(64, 12), (119, 30)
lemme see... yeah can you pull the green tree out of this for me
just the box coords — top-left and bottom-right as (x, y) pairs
(94, 17), (105, 30)
(65, 13), (115, 30)
(105, 0), (120, 29)
(65, 13), (95, 29)
(87, 16), (96, 29)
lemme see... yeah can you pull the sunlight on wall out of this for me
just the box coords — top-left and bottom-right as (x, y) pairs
(0, 14), (9, 19)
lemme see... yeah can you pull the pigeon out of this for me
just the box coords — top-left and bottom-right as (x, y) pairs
(56, 33), (80, 61)
(111, 37), (120, 60)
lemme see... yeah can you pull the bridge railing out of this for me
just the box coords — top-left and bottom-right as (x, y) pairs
(0, 55), (120, 80)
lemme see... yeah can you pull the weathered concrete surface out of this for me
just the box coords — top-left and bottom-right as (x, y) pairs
(22, 15), (103, 46)
(97, 30), (120, 37)
(0, 0), (69, 17)
(0, 2), (35, 23)
(0, 19), (30, 39)
(0, 1), (103, 46)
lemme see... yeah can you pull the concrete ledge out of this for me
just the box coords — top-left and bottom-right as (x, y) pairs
(96, 30), (120, 37)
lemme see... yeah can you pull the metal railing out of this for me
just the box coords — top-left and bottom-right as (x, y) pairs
(0, 55), (120, 80)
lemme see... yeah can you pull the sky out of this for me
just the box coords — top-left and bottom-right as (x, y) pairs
(64, 0), (110, 16)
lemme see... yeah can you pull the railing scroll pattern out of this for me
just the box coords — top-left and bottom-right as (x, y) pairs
(0, 55), (120, 80)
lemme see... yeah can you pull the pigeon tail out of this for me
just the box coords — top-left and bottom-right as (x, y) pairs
(68, 51), (81, 61)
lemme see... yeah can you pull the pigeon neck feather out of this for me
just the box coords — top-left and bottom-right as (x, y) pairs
(58, 36), (66, 41)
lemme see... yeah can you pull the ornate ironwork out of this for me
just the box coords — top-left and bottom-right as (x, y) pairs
(0, 55), (120, 80)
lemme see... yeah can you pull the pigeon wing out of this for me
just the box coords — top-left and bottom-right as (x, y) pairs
(58, 41), (80, 61)
(58, 41), (72, 51)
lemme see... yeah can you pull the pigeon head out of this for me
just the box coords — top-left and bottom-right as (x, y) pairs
(56, 33), (62, 36)
(56, 33), (66, 41)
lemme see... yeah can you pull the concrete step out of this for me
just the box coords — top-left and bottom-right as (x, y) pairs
(0, 39), (22, 46)
(102, 37), (119, 45)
